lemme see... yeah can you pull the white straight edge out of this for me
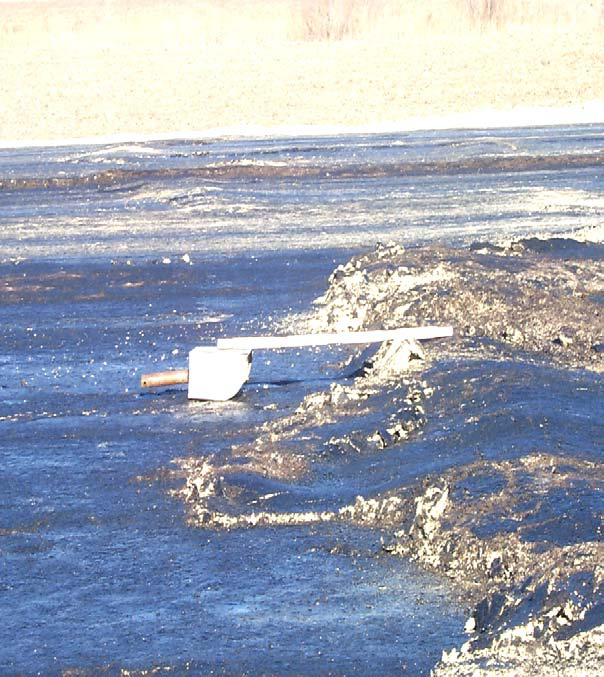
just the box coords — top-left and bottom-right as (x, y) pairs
(216, 326), (454, 351)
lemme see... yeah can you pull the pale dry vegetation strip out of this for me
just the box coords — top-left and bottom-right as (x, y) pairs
(295, 0), (604, 40)
(1, 0), (603, 49)
(1, 0), (603, 141)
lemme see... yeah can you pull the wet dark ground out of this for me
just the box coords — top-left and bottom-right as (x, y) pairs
(1, 252), (465, 675)
(1, 125), (603, 675)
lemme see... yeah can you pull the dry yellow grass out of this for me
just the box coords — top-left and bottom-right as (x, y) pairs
(0, 0), (603, 142)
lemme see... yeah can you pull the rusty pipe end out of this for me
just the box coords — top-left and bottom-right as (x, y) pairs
(140, 369), (189, 389)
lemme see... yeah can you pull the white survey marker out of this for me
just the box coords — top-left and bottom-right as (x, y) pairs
(140, 325), (453, 401)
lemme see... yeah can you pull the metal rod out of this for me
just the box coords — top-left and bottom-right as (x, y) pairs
(141, 369), (189, 388)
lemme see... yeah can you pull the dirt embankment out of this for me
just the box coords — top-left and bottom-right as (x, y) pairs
(306, 234), (604, 372)
(173, 230), (603, 675)
(302, 232), (604, 675)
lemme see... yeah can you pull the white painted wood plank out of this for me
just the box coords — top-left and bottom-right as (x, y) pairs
(216, 326), (453, 351)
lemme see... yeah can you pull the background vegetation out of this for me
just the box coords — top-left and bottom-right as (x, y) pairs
(2, 0), (603, 49)
(1, 0), (602, 141)
(295, 0), (604, 40)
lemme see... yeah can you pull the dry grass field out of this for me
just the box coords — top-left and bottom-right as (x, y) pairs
(1, 0), (603, 142)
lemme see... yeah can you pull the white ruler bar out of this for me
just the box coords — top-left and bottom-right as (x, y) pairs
(216, 326), (453, 351)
